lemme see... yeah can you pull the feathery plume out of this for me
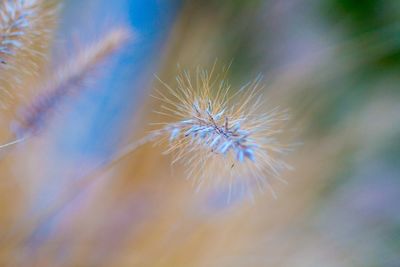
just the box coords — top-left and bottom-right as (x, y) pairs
(139, 67), (291, 199)
(11, 27), (131, 138)
(0, 0), (58, 105)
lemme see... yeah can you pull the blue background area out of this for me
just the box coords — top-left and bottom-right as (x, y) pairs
(28, 0), (182, 243)
(53, 0), (181, 159)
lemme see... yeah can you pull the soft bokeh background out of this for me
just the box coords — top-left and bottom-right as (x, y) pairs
(0, 0), (399, 266)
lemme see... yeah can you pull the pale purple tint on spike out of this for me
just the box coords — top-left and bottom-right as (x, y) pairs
(209, 135), (221, 148)
(244, 149), (255, 162)
(237, 149), (244, 162)
(169, 128), (180, 142)
(231, 122), (240, 132)
(219, 141), (232, 155)
(214, 110), (225, 120)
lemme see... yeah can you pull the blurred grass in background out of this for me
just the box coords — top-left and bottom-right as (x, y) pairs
(0, 0), (399, 266)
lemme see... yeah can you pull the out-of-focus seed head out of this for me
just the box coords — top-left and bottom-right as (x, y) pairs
(0, 0), (58, 106)
(12, 27), (131, 137)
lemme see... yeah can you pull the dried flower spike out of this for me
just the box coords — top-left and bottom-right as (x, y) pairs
(147, 67), (291, 199)
(12, 27), (131, 137)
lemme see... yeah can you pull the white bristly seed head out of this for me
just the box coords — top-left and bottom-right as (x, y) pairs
(0, 0), (40, 63)
(0, 0), (58, 107)
(150, 67), (292, 200)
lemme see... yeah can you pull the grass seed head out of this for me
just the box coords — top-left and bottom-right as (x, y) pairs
(152, 67), (291, 199)
(12, 27), (131, 137)
(0, 0), (58, 105)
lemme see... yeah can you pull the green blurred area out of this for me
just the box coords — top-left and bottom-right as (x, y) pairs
(173, 0), (400, 265)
